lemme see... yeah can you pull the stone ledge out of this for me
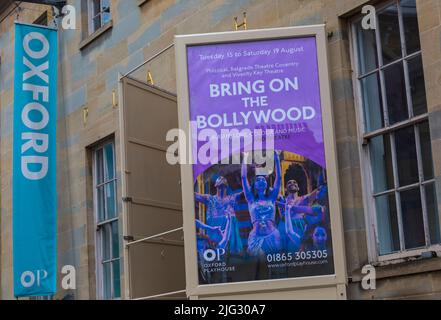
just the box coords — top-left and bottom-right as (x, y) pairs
(349, 256), (441, 283)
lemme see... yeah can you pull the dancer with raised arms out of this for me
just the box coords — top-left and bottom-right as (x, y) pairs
(241, 151), (282, 256)
(195, 175), (243, 254)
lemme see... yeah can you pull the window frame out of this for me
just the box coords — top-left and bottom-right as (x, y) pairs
(349, 0), (441, 263)
(87, 0), (111, 35)
(92, 140), (121, 300)
(34, 11), (49, 27)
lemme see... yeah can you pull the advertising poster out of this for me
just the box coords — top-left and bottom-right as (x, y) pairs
(13, 22), (58, 297)
(187, 36), (335, 284)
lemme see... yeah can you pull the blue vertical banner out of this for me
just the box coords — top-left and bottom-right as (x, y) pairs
(13, 22), (58, 297)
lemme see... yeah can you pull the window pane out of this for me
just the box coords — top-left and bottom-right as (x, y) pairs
(101, 0), (110, 10)
(102, 224), (111, 261)
(92, 0), (101, 15)
(93, 15), (101, 33)
(426, 183), (440, 245)
(101, 0), (111, 27)
(112, 260), (121, 299)
(105, 182), (117, 219)
(97, 185), (105, 222)
(356, 21), (378, 75)
(375, 193), (400, 255)
(111, 221), (120, 259)
(395, 126), (419, 186)
(104, 143), (115, 181)
(370, 134), (394, 193)
(102, 12), (111, 25)
(103, 262), (111, 300)
(361, 73), (384, 132)
(408, 55), (427, 116)
(96, 148), (104, 184)
(384, 62), (408, 124)
(400, 0), (421, 54)
(379, 4), (402, 65)
(419, 122), (434, 181)
(401, 188), (426, 249)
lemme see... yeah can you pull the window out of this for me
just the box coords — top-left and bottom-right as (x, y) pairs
(93, 141), (121, 299)
(351, 0), (440, 260)
(34, 11), (48, 26)
(88, 0), (111, 34)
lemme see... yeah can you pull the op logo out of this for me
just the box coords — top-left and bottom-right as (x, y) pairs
(20, 270), (48, 288)
(203, 248), (226, 262)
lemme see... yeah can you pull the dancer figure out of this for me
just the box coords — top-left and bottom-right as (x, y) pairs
(196, 212), (233, 250)
(195, 176), (243, 254)
(285, 179), (319, 207)
(284, 203), (316, 251)
(311, 226), (328, 251)
(285, 177), (326, 222)
(241, 151), (282, 256)
(280, 177), (326, 251)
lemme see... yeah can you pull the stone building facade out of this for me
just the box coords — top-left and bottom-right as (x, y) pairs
(0, 0), (441, 299)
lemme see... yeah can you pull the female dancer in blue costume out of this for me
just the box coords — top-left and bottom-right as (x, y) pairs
(195, 176), (243, 254)
(241, 151), (282, 257)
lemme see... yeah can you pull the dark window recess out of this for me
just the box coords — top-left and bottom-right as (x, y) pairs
(34, 11), (49, 26)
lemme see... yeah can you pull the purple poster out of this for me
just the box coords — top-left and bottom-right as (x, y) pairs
(187, 37), (334, 284)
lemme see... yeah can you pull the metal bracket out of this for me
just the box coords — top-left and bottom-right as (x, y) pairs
(147, 70), (154, 86)
(234, 12), (247, 31)
(123, 235), (135, 242)
(122, 196), (133, 203)
(82, 106), (89, 125)
(112, 89), (118, 108)
(362, 137), (369, 147)
(125, 227), (184, 248)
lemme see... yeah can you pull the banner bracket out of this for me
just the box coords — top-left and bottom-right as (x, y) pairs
(147, 70), (154, 86)
(82, 106), (89, 125)
(234, 12), (247, 31)
(112, 89), (118, 108)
